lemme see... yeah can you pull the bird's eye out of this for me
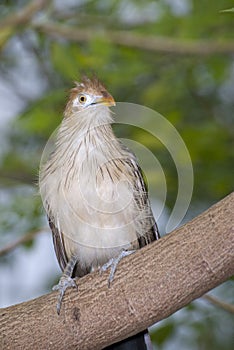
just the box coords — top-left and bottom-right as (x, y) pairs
(78, 94), (87, 104)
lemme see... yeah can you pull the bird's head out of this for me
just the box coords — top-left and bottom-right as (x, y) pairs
(64, 76), (115, 118)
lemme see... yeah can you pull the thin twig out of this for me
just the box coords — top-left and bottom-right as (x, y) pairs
(0, 171), (35, 185)
(203, 294), (234, 314)
(0, 228), (49, 257)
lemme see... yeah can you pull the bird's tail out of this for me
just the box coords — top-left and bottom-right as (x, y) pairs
(104, 330), (150, 350)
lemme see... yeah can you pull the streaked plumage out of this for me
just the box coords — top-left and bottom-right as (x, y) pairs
(39, 76), (160, 348)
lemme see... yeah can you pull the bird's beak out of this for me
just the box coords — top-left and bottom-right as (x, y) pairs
(93, 93), (116, 107)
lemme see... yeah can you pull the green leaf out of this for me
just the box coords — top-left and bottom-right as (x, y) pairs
(150, 323), (175, 345)
(17, 89), (65, 137)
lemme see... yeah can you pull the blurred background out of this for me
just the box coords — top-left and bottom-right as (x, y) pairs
(0, 0), (233, 349)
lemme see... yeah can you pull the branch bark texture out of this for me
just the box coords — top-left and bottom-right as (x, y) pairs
(1, 193), (234, 349)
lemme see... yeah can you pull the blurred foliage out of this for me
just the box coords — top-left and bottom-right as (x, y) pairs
(0, 0), (233, 349)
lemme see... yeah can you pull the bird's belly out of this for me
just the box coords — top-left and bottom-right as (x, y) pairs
(53, 176), (138, 268)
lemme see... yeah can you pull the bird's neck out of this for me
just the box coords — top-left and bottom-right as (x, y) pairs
(54, 106), (118, 164)
(61, 105), (113, 137)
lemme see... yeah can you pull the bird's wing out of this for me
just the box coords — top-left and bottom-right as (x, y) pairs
(48, 214), (68, 272)
(48, 211), (91, 277)
(128, 156), (160, 247)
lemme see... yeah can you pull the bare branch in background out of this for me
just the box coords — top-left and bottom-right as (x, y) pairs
(0, 228), (48, 257)
(0, 0), (50, 29)
(0, 2), (233, 56)
(34, 22), (234, 56)
(203, 294), (234, 314)
(0, 171), (36, 186)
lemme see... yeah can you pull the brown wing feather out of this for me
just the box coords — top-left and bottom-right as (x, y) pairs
(128, 157), (160, 248)
(48, 216), (68, 272)
(48, 215), (92, 277)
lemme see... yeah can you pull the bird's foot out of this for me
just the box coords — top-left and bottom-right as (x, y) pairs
(100, 250), (135, 287)
(52, 276), (78, 315)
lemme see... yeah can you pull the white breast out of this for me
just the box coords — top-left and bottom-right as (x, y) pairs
(40, 109), (142, 268)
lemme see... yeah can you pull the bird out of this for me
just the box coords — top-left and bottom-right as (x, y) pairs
(39, 76), (160, 349)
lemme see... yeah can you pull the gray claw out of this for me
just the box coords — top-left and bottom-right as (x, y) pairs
(53, 276), (78, 314)
(100, 250), (135, 288)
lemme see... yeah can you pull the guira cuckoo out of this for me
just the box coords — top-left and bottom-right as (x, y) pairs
(40, 76), (160, 349)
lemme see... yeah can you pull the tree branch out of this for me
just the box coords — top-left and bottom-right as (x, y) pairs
(0, 0), (50, 29)
(203, 294), (234, 314)
(34, 22), (234, 56)
(0, 193), (233, 349)
(1, 4), (233, 56)
(0, 228), (48, 257)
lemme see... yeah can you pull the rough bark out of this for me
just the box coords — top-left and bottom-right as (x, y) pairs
(1, 193), (234, 350)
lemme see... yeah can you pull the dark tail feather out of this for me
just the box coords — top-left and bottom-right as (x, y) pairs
(104, 330), (148, 350)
